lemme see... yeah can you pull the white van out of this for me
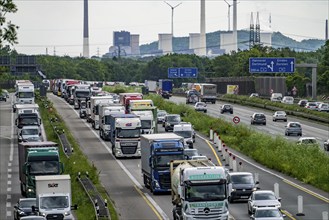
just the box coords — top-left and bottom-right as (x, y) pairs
(270, 93), (282, 102)
(281, 96), (294, 104)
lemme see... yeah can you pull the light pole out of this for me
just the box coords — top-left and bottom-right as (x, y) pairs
(164, 1), (182, 36)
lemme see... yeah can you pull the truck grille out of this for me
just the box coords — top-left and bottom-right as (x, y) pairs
(191, 207), (226, 219)
(120, 142), (138, 154)
(159, 173), (171, 189)
(46, 213), (64, 220)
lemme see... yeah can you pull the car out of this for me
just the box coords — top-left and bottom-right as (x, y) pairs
(227, 172), (259, 203)
(298, 99), (308, 107)
(281, 96), (294, 104)
(194, 102), (207, 113)
(272, 111), (287, 122)
(297, 137), (318, 146)
(13, 198), (37, 220)
(157, 110), (167, 124)
(184, 148), (199, 160)
(318, 103), (329, 112)
(0, 92), (7, 101)
(251, 113), (266, 125)
(250, 207), (285, 220)
(305, 102), (318, 110)
(285, 122), (302, 136)
(163, 114), (181, 132)
(324, 139), (329, 151)
(220, 104), (233, 114)
(161, 91), (171, 99)
(250, 93), (259, 98)
(247, 190), (281, 214)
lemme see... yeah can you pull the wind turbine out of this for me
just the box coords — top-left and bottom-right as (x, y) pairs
(224, 0), (239, 31)
(164, 1), (182, 36)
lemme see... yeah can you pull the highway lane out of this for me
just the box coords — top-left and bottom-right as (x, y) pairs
(171, 96), (329, 146)
(50, 93), (329, 220)
(0, 96), (21, 220)
(48, 94), (162, 220)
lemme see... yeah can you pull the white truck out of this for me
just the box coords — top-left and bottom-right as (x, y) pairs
(173, 122), (195, 149)
(89, 96), (113, 129)
(130, 106), (157, 134)
(14, 80), (35, 105)
(145, 80), (157, 93)
(35, 175), (75, 220)
(99, 104), (125, 140)
(200, 83), (217, 104)
(109, 114), (141, 158)
(73, 84), (91, 109)
(170, 159), (229, 220)
(15, 105), (41, 136)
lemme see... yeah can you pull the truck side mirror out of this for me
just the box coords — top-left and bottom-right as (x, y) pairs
(15, 119), (18, 126)
(39, 119), (42, 125)
(149, 156), (153, 168)
(71, 204), (78, 210)
(60, 163), (64, 174)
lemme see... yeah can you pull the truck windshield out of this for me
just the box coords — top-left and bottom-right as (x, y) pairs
(104, 116), (111, 125)
(22, 128), (39, 135)
(40, 196), (69, 209)
(141, 120), (152, 129)
(154, 154), (185, 168)
(18, 117), (39, 127)
(75, 91), (90, 98)
(185, 184), (226, 202)
(174, 130), (192, 138)
(117, 128), (140, 138)
(18, 92), (34, 98)
(29, 161), (59, 175)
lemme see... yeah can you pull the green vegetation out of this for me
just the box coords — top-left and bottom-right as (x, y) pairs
(36, 94), (118, 220)
(102, 84), (142, 94)
(149, 94), (329, 192)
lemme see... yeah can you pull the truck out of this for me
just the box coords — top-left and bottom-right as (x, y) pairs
(170, 159), (229, 220)
(159, 79), (173, 99)
(145, 80), (157, 93)
(200, 83), (217, 104)
(35, 175), (75, 219)
(18, 141), (63, 197)
(73, 84), (91, 109)
(119, 92), (143, 113)
(89, 96), (113, 129)
(99, 104), (125, 140)
(141, 133), (186, 194)
(15, 106), (42, 135)
(128, 99), (154, 112)
(14, 80), (35, 105)
(173, 122), (195, 148)
(109, 114), (142, 158)
(130, 106), (158, 134)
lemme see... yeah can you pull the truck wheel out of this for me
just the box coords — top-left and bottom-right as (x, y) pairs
(228, 196), (234, 203)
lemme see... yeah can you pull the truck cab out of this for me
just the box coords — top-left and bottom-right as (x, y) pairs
(173, 122), (195, 148)
(99, 105), (125, 140)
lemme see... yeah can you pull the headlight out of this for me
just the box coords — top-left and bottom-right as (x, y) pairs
(276, 204), (281, 208)
(154, 180), (160, 188)
(18, 210), (26, 215)
(252, 187), (257, 191)
(64, 211), (71, 216)
(40, 212), (46, 217)
(231, 188), (236, 192)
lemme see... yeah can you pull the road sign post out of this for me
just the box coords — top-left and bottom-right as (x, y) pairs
(249, 58), (295, 73)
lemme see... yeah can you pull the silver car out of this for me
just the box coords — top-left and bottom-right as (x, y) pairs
(251, 207), (285, 220)
(272, 111), (287, 122)
(248, 190), (281, 214)
(285, 122), (302, 136)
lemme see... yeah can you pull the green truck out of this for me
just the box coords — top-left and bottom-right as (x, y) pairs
(18, 141), (64, 197)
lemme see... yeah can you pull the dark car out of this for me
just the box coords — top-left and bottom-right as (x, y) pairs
(163, 114), (181, 132)
(161, 91), (171, 99)
(227, 172), (259, 203)
(298, 99), (308, 107)
(184, 148), (199, 160)
(220, 104), (233, 114)
(324, 139), (329, 151)
(0, 90), (8, 101)
(13, 198), (37, 220)
(251, 113), (266, 125)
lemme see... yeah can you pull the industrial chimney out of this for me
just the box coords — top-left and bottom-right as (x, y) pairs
(199, 0), (206, 56)
(83, 0), (90, 58)
(232, 0), (238, 51)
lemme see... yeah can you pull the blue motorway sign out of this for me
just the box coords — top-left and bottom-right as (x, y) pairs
(168, 67), (198, 78)
(249, 58), (295, 73)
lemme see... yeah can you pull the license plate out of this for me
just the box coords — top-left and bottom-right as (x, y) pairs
(241, 196), (249, 198)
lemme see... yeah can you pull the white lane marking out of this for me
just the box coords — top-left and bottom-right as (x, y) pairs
(8, 168), (12, 173)
(6, 202), (11, 208)
(7, 180), (11, 185)
(7, 187), (11, 192)
(6, 107), (14, 218)
(56, 96), (168, 220)
(6, 211), (11, 217)
(7, 195), (11, 200)
(195, 133), (329, 202)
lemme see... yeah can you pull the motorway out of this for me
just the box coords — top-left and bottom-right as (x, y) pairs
(1, 94), (328, 220)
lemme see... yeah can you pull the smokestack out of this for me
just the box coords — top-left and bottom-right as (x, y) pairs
(232, 0), (237, 51)
(326, 19), (328, 41)
(83, 0), (90, 58)
(199, 0), (206, 56)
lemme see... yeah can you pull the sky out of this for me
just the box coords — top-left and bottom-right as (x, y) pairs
(6, 0), (329, 57)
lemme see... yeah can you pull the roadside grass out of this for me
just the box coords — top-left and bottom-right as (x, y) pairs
(36, 94), (118, 220)
(149, 94), (329, 192)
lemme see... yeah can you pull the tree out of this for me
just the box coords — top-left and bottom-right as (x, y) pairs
(0, 0), (19, 48)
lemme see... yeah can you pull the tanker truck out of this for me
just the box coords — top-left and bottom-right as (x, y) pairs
(170, 159), (229, 220)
